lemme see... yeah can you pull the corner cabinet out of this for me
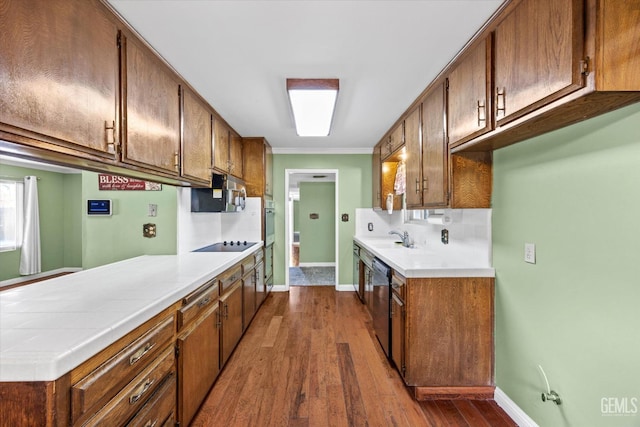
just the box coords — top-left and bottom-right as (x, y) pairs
(0, 0), (120, 161)
(119, 31), (181, 176)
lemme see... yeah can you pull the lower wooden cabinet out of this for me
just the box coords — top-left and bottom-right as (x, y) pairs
(220, 280), (243, 366)
(393, 273), (494, 398)
(126, 372), (176, 427)
(177, 303), (220, 427)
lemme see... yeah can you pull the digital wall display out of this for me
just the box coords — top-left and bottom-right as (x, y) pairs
(87, 199), (112, 216)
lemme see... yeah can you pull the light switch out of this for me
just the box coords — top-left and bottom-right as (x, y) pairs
(524, 243), (536, 264)
(148, 204), (158, 217)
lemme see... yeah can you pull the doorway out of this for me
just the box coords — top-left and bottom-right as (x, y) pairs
(284, 169), (338, 290)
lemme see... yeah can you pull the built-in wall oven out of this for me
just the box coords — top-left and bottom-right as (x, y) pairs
(371, 257), (392, 358)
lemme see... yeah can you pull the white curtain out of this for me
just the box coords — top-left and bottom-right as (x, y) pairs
(19, 176), (41, 275)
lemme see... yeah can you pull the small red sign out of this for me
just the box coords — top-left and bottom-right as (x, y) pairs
(98, 174), (162, 191)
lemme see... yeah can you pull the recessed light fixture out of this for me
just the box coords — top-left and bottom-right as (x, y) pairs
(286, 78), (339, 137)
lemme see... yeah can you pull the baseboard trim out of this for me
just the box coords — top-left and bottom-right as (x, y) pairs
(413, 386), (495, 401)
(297, 262), (336, 267)
(494, 387), (539, 427)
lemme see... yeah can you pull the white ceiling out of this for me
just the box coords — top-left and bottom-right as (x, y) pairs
(106, 0), (504, 154)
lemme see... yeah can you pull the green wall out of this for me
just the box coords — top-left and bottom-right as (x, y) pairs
(0, 165), (82, 281)
(273, 154), (372, 285)
(493, 102), (640, 426)
(299, 182), (335, 264)
(293, 200), (300, 232)
(81, 172), (177, 269)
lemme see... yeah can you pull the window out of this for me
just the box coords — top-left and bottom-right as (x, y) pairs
(0, 180), (23, 252)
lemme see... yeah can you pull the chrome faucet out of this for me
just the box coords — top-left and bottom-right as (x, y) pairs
(389, 230), (412, 247)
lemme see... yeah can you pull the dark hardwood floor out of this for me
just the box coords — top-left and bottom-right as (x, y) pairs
(191, 286), (516, 427)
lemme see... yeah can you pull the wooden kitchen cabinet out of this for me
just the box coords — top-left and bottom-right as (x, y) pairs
(126, 373), (176, 427)
(243, 137), (273, 197)
(213, 117), (243, 178)
(0, 0), (120, 161)
(181, 87), (213, 185)
(405, 84), (449, 209)
(120, 31), (181, 175)
(177, 304), (220, 426)
(494, 0), (584, 125)
(391, 292), (405, 378)
(241, 255), (257, 330)
(372, 144), (382, 209)
(382, 123), (404, 160)
(220, 280), (244, 366)
(447, 37), (492, 148)
(404, 105), (422, 208)
(399, 275), (494, 399)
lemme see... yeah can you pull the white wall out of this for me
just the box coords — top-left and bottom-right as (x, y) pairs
(176, 188), (262, 253)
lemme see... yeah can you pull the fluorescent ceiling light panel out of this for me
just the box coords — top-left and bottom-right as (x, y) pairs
(287, 78), (339, 137)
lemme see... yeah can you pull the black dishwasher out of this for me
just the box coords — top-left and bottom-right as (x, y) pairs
(371, 257), (392, 358)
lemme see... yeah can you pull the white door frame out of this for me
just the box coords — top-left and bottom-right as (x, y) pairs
(284, 168), (339, 290)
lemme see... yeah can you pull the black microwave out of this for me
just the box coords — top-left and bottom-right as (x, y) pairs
(191, 174), (246, 212)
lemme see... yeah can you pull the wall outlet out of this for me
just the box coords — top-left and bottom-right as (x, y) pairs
(524, 243), (536, 264)
(148, 204), (157, 217)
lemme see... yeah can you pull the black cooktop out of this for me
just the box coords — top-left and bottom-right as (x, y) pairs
(193, 241), (258, 253)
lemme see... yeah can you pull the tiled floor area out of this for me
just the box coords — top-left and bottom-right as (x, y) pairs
(289, 266), (336, 286)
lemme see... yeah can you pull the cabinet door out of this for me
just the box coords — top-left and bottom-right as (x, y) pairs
(177, 305), (220, 427)
(382, 124), (404, 159)
(404, 106), (422, 208)
(391, 293), (405, 378)
(421, 83), (448, 207)
(447, 37), (492, 147)
(121, 34), (181, 174)
(494, 0), (584, 125)
(242, 271), (256, 330)
(255, 261), (266, 308)
(229, 131), (243, 179)
(181, 88), (212, 185)
(0, 0), (119, 159)
(372, 145), (382, 209)
(265, 143), (273, 196)
(220, 281), (243, 365)
(213, 117), (230, 173)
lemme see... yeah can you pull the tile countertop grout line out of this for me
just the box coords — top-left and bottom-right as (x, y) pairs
(0, 244), (262, 382)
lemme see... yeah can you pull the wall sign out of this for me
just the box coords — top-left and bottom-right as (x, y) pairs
(98, 174), (162, 191)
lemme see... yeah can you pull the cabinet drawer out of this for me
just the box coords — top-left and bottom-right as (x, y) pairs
(126, 372), (176, 427)
(254, 248), (264, 264)
(241, 255), (256, 275)
(83, 346), (176, 427)
(178, 281), (219, 330)
(391, 271), (406, 300)
(72, 316), (174, 421)
(219, 264), (242, 294)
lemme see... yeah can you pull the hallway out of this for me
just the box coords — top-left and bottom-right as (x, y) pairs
(191, 287), (515, 426)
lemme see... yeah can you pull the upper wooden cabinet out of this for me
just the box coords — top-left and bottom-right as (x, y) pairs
(243, 137), (273, 197)
(213, 117), (243, 179)
(447, 37), (493, 148)
(404, 106), (422, 208)
(421, 85), (448, 207)
(120, 32), (181, 175)
(0, 0), (120, 160)
(372, 145), (382, 209)
(381, 122), (404, 160)
(181, 88), (213, 185)
(493, 0), (585, 125)
(229, 131), (244, 179)
(405, 84), (448, 209)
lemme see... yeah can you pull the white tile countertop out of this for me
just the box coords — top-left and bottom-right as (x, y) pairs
(353, 236), (495, 278)
(0, 244), (261, 382)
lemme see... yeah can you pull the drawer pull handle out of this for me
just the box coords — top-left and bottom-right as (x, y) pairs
(129, 377), (155, 404)
(129, 342), (155, 365)
(143, 420), (158, 427)
(197, 296), (212, 307)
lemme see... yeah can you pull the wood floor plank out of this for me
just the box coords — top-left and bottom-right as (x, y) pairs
(191, 288), (515, 427)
